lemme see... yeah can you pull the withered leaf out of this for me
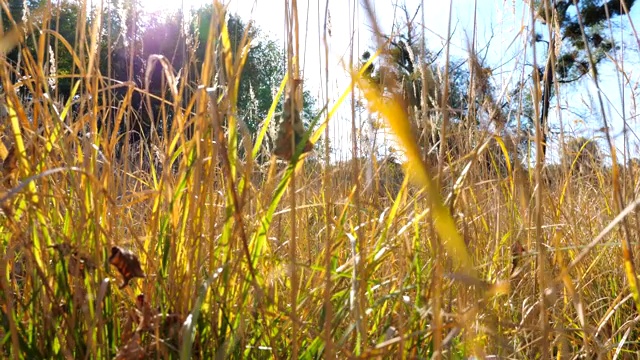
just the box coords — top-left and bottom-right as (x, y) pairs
(133, 293), (183, 342)
(511, 241), (526, 275)
(109, 246), (145, 289)
(1, 145), (17, 187)
(135, 293), (145, 310)
(114, 332), (145, 360)
(2, 146), (17, 173)
(0, 195), (12, 217)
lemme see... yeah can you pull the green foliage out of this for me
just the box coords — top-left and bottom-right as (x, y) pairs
(2, 0), (61, 87)
(1, 0), (42, 30)
(498, 1), (638, 162)
(193, 10), (316, 133)
(3, 1), (316, 141)
(536, 0), (633, 81)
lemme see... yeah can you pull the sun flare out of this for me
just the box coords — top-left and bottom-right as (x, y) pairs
(132, 0), (205, 14)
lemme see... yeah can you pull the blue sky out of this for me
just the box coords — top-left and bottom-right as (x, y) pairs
(236, 0), (640, 163)
(139, 0), (640, 163)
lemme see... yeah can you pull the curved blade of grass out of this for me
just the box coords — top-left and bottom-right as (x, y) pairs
(355, 75), (474, 275)
(248, 50), (381, 268)
(219, 8), (245, 180)
(374, 175), (409, 254)
(248, 56), (367, 265)
(557, 138), (610, 218)
(252, 73), (288, 158)
(493, 136), (513, 181)
(37, 81), (82, 172)
(42, 29), (85, 74)
(249, 131), (315, 268)
(310, 49), (381, 145)
(238, 73), (288, 198)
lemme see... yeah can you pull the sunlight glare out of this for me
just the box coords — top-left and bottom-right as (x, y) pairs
(127, 0), (206, 14)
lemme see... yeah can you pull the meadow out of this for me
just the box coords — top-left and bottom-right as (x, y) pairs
(1, 0), (640, 358)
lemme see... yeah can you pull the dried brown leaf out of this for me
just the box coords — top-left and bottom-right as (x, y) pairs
(109, 246), (145, 289)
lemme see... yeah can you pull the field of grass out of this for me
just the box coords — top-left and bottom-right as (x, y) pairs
(2, 0), (640, 358)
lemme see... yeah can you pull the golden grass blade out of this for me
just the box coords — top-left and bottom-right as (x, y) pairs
(38, 81), (81, 172)
(41, 30), (84, 74)
(355, 75), (475, 275)
(252, 73), (288, 158)
(493, 136), (513, 181)
(6, 97), (37, 203)
(309, 49), (381, 145)
(219, 13), (235, 86)
(248, 52), (381, 264)
(219, 10), (240, 179)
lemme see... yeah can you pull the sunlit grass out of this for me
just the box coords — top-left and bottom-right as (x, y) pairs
(1, 0), (640, 358)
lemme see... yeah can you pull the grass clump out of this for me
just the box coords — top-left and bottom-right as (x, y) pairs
(1, 0), (640, 358)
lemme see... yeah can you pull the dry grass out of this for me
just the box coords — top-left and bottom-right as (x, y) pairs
(1, 0), (640, 359)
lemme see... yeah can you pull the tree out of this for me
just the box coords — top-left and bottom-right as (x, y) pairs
(94, 5), (317, 145)
(2, 0), (55, 90)
(361, 3), (474, 161)
(3, 1), (318, 156)
(49, 0), (82, 100)
(530, 0), (637, 160)
(192, 9), (317, 134)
